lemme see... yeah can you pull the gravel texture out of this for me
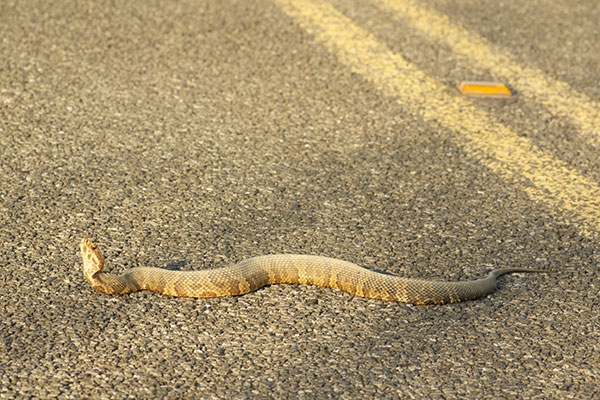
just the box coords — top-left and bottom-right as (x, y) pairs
(1, 0), (599, 398)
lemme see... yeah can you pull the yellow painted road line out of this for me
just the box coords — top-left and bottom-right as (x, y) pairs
(272, 0), (600, 239)
(373, 0), (600, 147)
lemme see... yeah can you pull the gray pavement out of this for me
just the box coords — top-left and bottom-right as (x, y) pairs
(1, 0), (599, 398)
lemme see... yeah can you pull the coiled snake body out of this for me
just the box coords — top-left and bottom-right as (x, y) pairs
(80, 238), (541, 304)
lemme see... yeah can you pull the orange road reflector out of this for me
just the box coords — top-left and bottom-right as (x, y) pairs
(456, 81), (512, 98)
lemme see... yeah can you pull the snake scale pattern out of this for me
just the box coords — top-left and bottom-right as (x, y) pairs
(80, 238), (541, 304)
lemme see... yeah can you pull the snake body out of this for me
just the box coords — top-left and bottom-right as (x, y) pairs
(80, 238), (541, 304)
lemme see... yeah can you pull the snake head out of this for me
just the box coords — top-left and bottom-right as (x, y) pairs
(80, 238), (104, 283)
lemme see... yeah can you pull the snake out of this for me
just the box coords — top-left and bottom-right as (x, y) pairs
(80, 237), (542, 304)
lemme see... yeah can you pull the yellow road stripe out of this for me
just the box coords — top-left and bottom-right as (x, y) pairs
(272, 0), (600, 239)
(373, 0), (600, 147)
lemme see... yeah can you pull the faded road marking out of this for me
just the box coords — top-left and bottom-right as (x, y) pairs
(272, 0), (600, 239)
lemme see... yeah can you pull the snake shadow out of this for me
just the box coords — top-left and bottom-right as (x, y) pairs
(165, 260), (193, 271)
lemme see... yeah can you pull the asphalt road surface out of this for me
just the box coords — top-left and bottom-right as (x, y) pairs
(1, 0), (599, 398)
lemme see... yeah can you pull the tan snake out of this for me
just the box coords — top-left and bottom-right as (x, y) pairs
(80, 237), (542, 304)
